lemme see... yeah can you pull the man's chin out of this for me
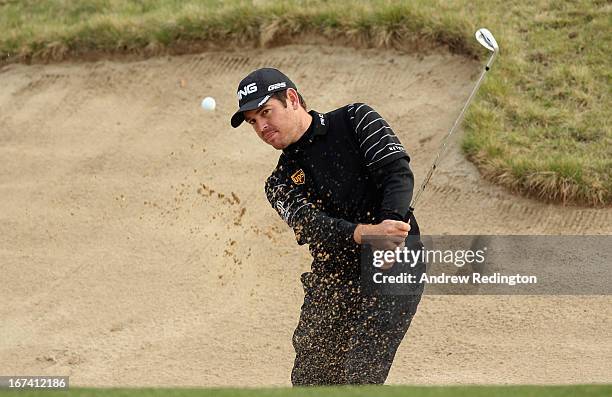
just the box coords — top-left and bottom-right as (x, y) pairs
(269, 141), (287, 150)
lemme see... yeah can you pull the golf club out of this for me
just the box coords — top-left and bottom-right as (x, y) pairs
(407, 28), (499, 217)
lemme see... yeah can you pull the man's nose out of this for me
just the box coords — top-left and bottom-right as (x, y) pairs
(255, 119), (268, 133)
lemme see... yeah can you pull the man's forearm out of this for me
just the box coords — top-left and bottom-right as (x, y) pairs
(371, 157), (415, 222)
(292, 205), (358, 247)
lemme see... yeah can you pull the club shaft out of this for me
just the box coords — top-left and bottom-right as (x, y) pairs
(410, 52), (496, 211)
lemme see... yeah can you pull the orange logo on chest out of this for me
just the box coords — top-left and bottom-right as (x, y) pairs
(291, 169), (306, 185)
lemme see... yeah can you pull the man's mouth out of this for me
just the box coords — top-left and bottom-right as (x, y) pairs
(264, 131), (277, 142)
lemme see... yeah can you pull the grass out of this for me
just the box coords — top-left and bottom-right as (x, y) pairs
(0, 385), (611, 397)
(0, 0), (610, 206)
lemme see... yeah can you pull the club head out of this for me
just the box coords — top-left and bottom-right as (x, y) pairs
(475, 28), (498, 53)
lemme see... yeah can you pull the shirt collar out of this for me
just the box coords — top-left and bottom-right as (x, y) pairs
(283, 110), (328, 156)
(311, 110), (329, 137)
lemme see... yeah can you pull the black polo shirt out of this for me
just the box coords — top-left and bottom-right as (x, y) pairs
(265, 103), (419, 274)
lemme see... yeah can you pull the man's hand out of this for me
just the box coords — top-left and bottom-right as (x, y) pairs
(353, 219), (410, 245)
(354, 220), (410, 271)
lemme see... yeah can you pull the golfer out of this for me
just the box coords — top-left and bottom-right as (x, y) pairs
(231, 68), (424, 385)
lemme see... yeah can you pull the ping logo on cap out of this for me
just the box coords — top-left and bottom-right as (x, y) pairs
(237, 83), (257, 100)
(291, 169), (305, 185)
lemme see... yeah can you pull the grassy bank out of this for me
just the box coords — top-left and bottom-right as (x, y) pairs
(0, 385), (611, 397)
(0, 0), (609, 205)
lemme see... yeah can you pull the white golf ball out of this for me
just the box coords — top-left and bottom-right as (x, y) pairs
(201, 97), (216, 111)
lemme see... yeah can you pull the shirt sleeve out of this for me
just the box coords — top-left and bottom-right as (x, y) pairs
(265, 164), (358, 254)
(348, 103), (417, 224)
(347, 103), (409, 170)
(370, 157), (415, 222)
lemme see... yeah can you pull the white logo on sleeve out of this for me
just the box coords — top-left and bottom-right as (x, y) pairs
(275, 201), (288, 220)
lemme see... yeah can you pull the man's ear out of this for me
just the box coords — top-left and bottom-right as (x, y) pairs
(287, 88), (300, 109)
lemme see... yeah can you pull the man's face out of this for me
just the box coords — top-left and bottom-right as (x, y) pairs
(243, 97), (299, 150)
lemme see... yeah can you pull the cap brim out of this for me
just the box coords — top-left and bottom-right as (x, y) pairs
(230, 94), (272, 128)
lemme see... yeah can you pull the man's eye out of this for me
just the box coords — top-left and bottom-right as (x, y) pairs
(262, 109), (270, 116)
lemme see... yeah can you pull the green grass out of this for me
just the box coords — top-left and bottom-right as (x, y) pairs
(0, 0), (610, 206)
(0, 385), (611, 397)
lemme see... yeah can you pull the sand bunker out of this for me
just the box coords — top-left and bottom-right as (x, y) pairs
(1, 45), (610, 387)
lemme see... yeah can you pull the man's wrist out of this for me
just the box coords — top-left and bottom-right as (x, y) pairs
(353, 224), (370, 245)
